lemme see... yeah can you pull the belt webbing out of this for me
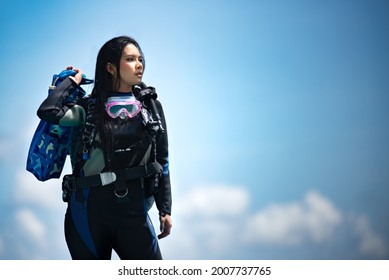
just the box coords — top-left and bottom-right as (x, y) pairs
(73, 162), (162, 189)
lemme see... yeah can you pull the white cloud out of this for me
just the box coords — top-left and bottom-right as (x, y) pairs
(5, 207), (67, 259)
(14, 169), (66, 211)
(304, 191), (343, 242)
(243, 190), (342, 245)
(14, 117), (71, 212)
(0, 137), (16, 163)
(6, 173), (388, 260)
(176, 184), (250, 217)
(353, 215), (388, 258)
(15, 208), (47, 245)
(21, 118), (41, 142)
(161, 186), (387, 259)
(158, 184), (250, 259)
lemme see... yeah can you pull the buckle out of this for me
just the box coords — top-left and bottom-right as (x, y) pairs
(100, 172), (117, 186)
(62, 175), (76, 191)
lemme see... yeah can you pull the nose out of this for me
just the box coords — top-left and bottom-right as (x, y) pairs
(136, 59), (143, 69)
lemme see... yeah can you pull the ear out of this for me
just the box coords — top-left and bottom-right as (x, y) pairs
(106, 63), (116, 76)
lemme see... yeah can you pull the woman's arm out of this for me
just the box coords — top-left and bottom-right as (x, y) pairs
(37, 75), (85, 126)
(154, 100), (172, 217)
(154, 100), (173, 239)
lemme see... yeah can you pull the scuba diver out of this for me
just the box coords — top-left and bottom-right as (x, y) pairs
(37, 36), (172, 260)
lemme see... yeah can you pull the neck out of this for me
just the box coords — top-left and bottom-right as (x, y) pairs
(109, 90), (133, 96)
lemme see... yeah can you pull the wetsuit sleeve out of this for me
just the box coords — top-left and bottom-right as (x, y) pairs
(37, 77), (85, 125)
(154, 100), (172, 216)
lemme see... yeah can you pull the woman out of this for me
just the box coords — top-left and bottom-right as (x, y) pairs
(37, 36), (172, 260)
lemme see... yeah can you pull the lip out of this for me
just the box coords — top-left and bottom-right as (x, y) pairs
(135, 72), (143, 77)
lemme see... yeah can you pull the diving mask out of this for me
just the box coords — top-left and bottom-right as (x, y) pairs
(105, 95), (141, 119)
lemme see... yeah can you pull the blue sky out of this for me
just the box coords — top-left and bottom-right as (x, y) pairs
(0, 0), (388, 259)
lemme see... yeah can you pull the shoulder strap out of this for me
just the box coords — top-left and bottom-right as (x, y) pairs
(72, 96), (99, 176)
(82, 97), (98, 154)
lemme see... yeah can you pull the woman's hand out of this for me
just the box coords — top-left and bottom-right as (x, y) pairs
(158, 214), (172, 239)
(67, 66), (83, 85)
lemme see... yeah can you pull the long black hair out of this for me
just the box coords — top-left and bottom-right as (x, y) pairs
(91, 36), (145, 168)
(91, 35), (145, 100)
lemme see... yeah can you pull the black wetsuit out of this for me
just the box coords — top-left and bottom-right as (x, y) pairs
(37, 77), (171, 260)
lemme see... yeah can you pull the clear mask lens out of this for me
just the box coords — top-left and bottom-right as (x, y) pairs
(105, 96), (141, 119)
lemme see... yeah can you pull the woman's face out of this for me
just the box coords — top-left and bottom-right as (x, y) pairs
(110, 43), (144, 92)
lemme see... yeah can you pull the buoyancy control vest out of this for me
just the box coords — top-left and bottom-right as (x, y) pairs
(71, 87), (163, 176)
(63, 86), (165, 202)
